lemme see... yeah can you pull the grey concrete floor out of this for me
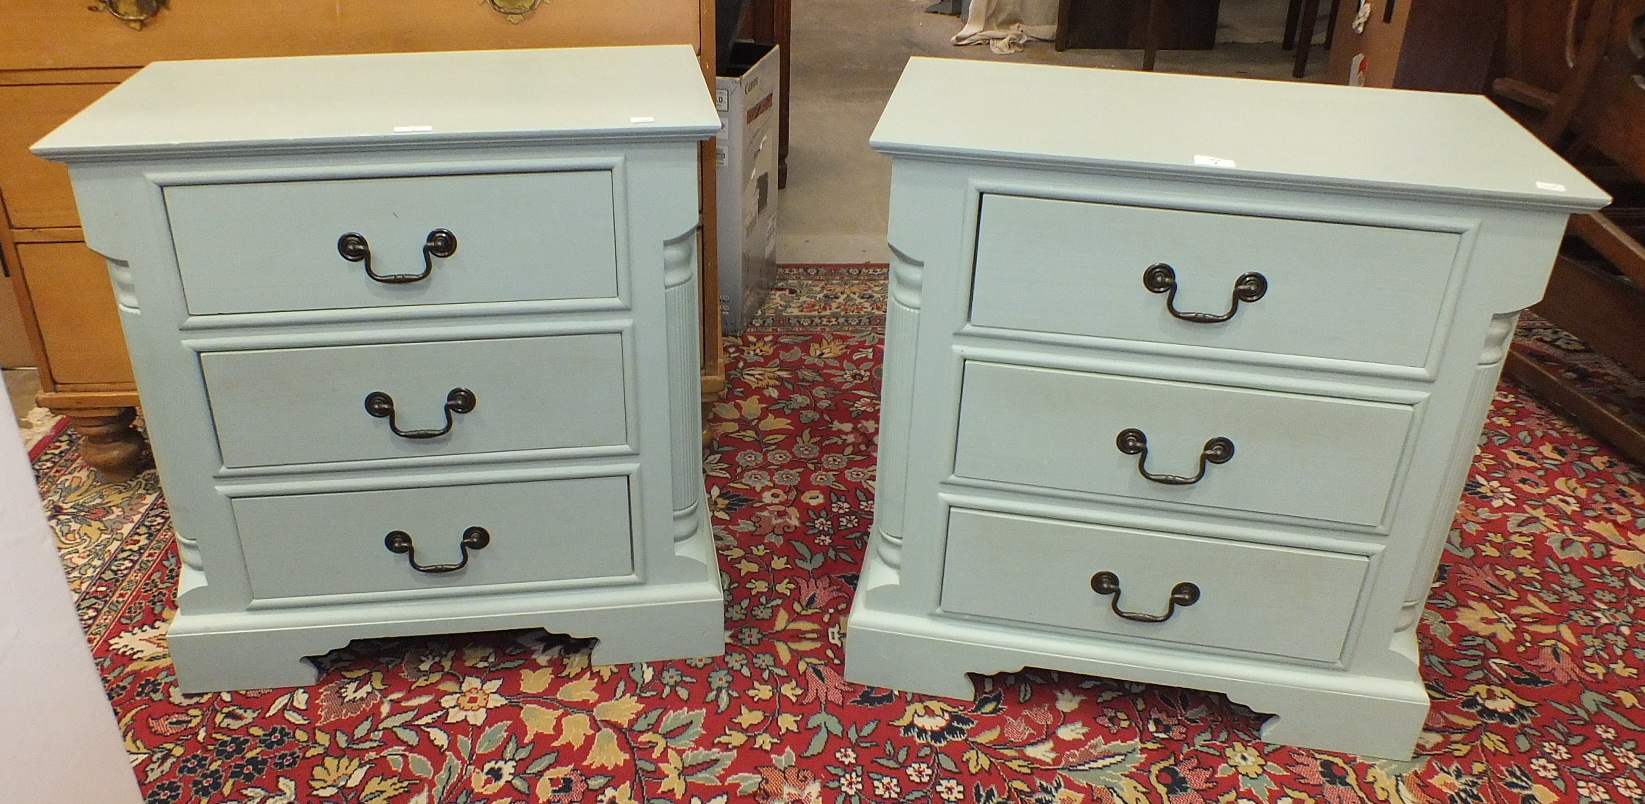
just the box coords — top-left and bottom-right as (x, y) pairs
(775, 0), (1327, 263)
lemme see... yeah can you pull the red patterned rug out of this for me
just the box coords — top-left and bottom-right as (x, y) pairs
(743, 263), (888, 334)
(32, 268), (1645, 804)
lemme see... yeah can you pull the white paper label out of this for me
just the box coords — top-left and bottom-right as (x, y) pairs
(1194, 155), (1236, 168)
(1349, 53), (1368, 87)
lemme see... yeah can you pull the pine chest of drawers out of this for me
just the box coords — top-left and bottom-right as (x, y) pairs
(843, 58), (1607, 759)
(34, 46), (727, 693)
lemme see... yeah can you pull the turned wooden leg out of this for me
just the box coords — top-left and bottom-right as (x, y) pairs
(65, 407), (145, 482)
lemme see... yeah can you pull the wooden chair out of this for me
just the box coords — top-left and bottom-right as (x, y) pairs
(1492, 0), (1645, 465)
(1281, 0), (1340, 78)
(1143, 0), (1167, 69)
(1138, 0), (1228, 71)
(1052, 0), (1175, 69)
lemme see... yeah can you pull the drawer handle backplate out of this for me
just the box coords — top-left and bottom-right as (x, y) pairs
(384, 526), (491, 573)
(337, 229), (458, 284)
(365, 388), (477, 439)
(1090, 571), (1200, 623)
(99, 0), (166, 28)
(1116, 428), (1234, 485)
(1143, 263), (1267, 324)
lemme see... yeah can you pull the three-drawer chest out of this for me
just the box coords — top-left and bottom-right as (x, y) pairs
(843, 58), (1607, 759)
(34, 46), (727, 692)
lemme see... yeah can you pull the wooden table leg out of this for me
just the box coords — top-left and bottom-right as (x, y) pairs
(1292, 0), (1321, 78)
(1055, 0), (1074, 51)
(1283, 0), (1303, 50)
(62, 407), (144, 482)
(1143, 0), (1166, 70)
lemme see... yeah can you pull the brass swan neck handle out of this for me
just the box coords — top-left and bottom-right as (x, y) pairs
(97, 0), (167, 29)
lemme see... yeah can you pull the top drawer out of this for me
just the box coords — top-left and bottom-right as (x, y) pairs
(969, 195), (1464, 369)
(164, 170), (618, 315)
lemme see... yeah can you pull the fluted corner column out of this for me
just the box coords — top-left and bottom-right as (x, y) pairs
(663, 228), (706, 543)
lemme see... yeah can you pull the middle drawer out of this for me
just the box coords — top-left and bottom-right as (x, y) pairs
(201, 333), (628, 468)
(954, 361), (1414, 527)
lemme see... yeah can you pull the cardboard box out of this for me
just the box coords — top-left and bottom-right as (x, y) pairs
(716, 41), (780, 334)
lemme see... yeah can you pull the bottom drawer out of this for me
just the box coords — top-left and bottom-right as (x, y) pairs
(233, 475), (633, 602)
(940, 508), (1368, 663)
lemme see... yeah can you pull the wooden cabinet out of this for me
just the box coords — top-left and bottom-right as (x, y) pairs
(0, 0), (699, 69)
(843, 57), (1606, 760)
(0, 0), (722, 479)
(36, 46), (726, 692)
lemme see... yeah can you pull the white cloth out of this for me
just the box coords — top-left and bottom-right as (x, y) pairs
(0, 405), (143, 803)
(953, 0), (1060, 54)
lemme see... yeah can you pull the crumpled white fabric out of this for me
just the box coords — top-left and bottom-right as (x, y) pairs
(952, 0), (1059, 54)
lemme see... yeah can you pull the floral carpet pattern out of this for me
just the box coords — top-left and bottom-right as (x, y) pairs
(30, 267), (1645, 804)
(1513, 310), (1645, 437)
(743, 263), (888, 334)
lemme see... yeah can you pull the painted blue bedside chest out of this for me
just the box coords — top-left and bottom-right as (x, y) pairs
(35, 46), (727, 692)
(843, 57), (1609, 760)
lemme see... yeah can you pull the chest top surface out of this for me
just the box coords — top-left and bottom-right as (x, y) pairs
(32, 45), (720, 160)
(871, 57), (1608, 210)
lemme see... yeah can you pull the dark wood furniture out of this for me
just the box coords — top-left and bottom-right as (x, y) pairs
(1491, 0), (1645, 465)
(1054, 0), (1221, 66)
(1325, 0), (1508, 92)
(1282, 0), (1340, 78)
(746, 0), (792, 186)
(1055, 0), (1328, 76)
